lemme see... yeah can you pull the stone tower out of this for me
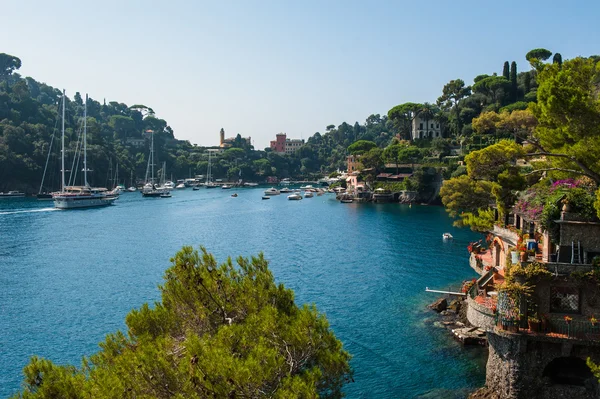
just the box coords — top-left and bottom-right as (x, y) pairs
(219, 128), (225, 146)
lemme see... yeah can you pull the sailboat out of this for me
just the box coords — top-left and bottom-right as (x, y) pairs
(142, 131), (169, 197)
(205, 150), (218, 188)
(127, 170), (136, 192)
(53, 92), (116, 209)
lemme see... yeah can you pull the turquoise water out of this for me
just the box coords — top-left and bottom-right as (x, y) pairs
(0, 189), (485, 398)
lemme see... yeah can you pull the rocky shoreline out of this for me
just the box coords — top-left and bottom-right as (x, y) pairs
(428, 296), (490, 398)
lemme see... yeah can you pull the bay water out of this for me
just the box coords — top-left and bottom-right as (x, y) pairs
(0, 189), (486, 398)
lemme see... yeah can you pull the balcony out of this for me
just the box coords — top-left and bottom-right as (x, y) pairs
(495, 315), (600, 343)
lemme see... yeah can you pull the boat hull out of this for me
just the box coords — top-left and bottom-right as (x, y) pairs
(53, 196), (116, 209)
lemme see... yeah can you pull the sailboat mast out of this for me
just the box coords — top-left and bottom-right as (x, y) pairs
(61, 90), (66, 192)
(84, 94), (88, 187)
(151, 131), (154, 183)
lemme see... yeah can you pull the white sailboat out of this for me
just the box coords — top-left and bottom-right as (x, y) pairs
(53, 92), (116, 209)
(142, 131), (169, 197)
(205, 150), (218, 188)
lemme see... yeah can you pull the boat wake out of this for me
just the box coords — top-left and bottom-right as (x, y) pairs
(0, 207), (57, 215)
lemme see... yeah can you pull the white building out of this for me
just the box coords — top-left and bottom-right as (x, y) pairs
(411, 116), (442, 140)
(285, 138), (304, 155)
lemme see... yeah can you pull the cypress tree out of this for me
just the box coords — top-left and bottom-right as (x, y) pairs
(553, 53), (563, 66)
(502, 61), (510, 80)
(524, 72), (531, 94)
(510, 61), (518, 101)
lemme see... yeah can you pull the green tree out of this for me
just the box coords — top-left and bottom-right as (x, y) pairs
(472, 76), (510, 104)
(437, 79), (471, 137)
(14, 247), (352, 398)
(510, 61), (518, 101)
(387, 102), (422, 140)
(529, 57), (600, 184)
(440, 175), (495, 229)
(0, 53), (22, 77)
(502, 61), (510, 80)
(347, 140), (377, 155)
(526, 48), (553, 71)
(552, 53), (563, 66)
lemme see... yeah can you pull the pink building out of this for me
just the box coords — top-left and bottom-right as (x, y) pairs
(270, 133), (286, 153)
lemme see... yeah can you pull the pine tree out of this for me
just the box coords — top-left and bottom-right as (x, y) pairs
(503, 61), (510, 80)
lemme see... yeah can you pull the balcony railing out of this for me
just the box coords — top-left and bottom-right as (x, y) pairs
(496, 315), (600, 341)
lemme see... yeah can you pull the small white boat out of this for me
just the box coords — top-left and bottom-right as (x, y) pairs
(264, 187), (280, 196)
(262, 196), (270, 200)
(160, 192), (172, 198)
(443, 233), (453, 241)
(300, 184), (314, 190)
(280, 187), (292, 193)
(304, 191), (314, 198)
(175, 183), (186, 189)
(341, 198), (353, 203)
(0, 191), (25, 197)
(127, 186), (136, 192)
(287, 193), (302, 200)
(222, 184), (232, 189)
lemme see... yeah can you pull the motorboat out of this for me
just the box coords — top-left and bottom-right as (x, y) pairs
(127, 186), (137, 192)
(231, 193), (238, 197)
(261, 196), (270, 200)
(287, 193), (302, 200)
(304, 191), (314, 198)
(175, 183), (186, 189)
(264, 187), (280, 196)
(443, 233), (454, 241)
(37, 192), (53, 200)
(222, 184), (232, 189)
(243, 182), (258, 187)
(192, 186), (200, 191)
(160, 192), (172, 198)
(0, 191), (25, 197)
(300, 184), (314, 190)
(341, 198), (353, 203)
(164, 181), (176, 189)
(280, 187), (292, 193)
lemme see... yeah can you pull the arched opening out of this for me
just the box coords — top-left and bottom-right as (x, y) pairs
(543, 357), (594, 386)
(494, 242), (501, 267)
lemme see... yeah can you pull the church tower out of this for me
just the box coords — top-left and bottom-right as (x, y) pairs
(219, 128), (225, 147)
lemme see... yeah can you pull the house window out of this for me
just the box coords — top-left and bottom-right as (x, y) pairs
(436, 124), (440, 128)
(419, 123), (423, 129)
(430, 123), (434, 128)
(550, 286), (580, 313)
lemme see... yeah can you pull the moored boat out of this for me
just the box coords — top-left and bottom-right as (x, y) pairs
(0, 191), (26, 197)
(287, 193), (302, 200)
(264, 187), (280, 196)
(443, 233), (454, 241)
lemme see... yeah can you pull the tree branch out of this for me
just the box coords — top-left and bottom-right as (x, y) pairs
(524, 168), (588, 176)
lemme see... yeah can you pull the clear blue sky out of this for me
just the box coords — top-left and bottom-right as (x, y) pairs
(3, 0), (599, 149)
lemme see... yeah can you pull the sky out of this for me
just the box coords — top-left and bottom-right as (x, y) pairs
(2, 0), (599, 149)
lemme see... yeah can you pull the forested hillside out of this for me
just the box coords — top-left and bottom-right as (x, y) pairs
(0, 49), (590, 194)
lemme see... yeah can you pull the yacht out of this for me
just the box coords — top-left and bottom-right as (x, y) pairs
(142, 135), (169, 198)
(263, 187), (280, 196)
(287, 193), (302, 200)
(53, 92), (115, 209)
(127, 186), (137, 192)
(304, 191), (314, 198)
(164, 181), (176, 189)
(175, 183), (186, 189)
(280, 187), (292, 193)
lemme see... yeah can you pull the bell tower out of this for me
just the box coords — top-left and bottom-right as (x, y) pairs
(219, 128), (225, 147)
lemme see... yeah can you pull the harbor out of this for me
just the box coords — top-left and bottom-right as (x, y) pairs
(0, 188), (486, 398)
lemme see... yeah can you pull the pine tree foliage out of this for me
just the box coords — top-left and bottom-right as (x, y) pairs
(13, 247), (352, 399)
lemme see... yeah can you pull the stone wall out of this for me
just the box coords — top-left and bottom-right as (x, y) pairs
(467, 296), (496, 331)
(558, 219), (600, 258)
(485, 331), (600, 398)
(532, 279), (600, 320)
